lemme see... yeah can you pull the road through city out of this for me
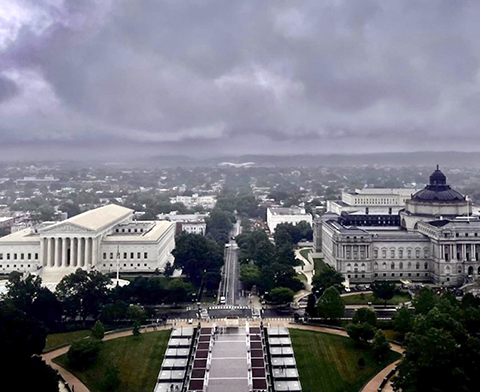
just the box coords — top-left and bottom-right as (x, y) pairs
(222, 220), (242, 306)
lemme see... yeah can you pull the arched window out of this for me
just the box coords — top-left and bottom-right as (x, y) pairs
(399, 262), (404, 269)
(416, 262), (420, 269)
(458, 265), (463, 273)
(391, 262), (395, 270)
(354, 263), (358, 272)
(445, 265), (451, 275)
(361, 263), (366, 272)
(408, 262), (412, 269)
(374, 262), (378, 270)
(382, 262), (387, 270)
(346, 263), (351, 272)
(424, 262), (428, 269)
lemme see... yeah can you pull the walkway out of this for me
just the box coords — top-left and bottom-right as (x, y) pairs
(43, 325), (171, 392)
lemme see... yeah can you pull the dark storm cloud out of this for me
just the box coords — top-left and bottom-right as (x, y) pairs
(1, 0), (480, 158)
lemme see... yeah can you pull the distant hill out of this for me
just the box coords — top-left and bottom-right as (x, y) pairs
(147, 151), (480, 168)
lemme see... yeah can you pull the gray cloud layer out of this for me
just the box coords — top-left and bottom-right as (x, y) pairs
(2, 0), (480, 159)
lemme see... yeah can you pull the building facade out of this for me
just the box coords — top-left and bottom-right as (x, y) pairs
(0, 204), (175, 282)
(267, 207), (313, 233)
(321, 167), (479, 286)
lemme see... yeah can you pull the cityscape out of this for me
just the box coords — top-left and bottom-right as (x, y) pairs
(2, 1), (480, 392)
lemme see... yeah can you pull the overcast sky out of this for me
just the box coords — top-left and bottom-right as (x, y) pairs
(2, 0), (480, 160)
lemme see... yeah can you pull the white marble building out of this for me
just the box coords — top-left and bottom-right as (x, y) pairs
(267, 207), (313, 233)
(321, 167), (479, 286)
(0, 204), (175, 283)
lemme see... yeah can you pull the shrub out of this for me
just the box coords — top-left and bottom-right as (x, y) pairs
(91, 320), (105, 340)
(67, 338), (102, 370)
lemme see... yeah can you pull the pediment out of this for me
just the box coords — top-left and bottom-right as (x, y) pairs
(39, 222), (92, 234)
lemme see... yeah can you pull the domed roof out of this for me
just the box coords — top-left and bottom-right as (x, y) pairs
(412, 166), (465, 202)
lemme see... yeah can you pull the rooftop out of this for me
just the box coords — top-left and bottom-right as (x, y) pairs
(103, 221), (173, 242)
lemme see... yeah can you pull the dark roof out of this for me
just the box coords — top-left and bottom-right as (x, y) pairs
(412, 166), (465, 203)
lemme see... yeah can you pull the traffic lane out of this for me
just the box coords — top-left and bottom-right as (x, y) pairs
(207, 308), (252, 319)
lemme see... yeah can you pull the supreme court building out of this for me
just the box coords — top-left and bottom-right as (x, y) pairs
(0, 204), (175, 283)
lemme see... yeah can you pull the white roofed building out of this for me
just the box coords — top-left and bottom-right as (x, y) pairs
(0, 204), (175, 284)
(267, 207), (312, 233)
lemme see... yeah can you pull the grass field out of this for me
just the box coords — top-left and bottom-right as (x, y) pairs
(290, 329), (400, 392)
(313, 258), (328, 274)
(299, 248), (312, 261)
(342, 292), (411, 305)
(54, 330), (171, 392)
(45, 330), (91, 351)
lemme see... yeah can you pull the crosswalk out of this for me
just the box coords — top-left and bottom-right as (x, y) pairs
(208, 305), (251, 310)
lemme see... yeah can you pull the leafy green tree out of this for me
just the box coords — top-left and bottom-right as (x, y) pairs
(269, 287), (295, 305)
(126, 305), (147, 325)
(101, 302), (127, 324)
(164, 261), (175, 277)
(394, 306), (414, 339)
(166, 279), (194, 304)
(371, 281), (396, 306)
(6, 272), (62, 331)
(172, 233), (223, 286)
(316, 287), (345, 320)
(206, 208), (234, 244)
(67, 338), (102, 370)
(306, 294), (317, 317)
(372, 330), (391, 361)
(56, 269), (111, 323)
(58, 201), (81, 218)
(413, 287), (438, 315)
(353, 307), (377, 327)
(240, 264), (261, 290)
(346, 322), (376, 344)
(312, 268), (344, 294)
(91, 320), (105, 340)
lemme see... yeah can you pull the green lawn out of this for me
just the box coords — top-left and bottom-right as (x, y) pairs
(300, 248), (312, 261)
(313, 258), (328, 274)
(45, 330), (91, 351)
(54, 330), (171, 392)
(290, 329), (400, 392)
(342, 292), (411, 305)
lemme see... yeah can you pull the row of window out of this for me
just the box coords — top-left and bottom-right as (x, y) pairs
(115, 228), (145, 233)
(346, 261), (428, 271)
(0, 253), (38, 260)
(103, 252), (148, 260)
(445, 232), (480, 238)
(1, 264), (33, 269)
(348, 272), (429, 279)
(103, 263), (150, 268)
(373, 248), (428, 259)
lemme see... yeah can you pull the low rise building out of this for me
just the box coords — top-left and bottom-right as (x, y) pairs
(267, 207), (312, 233)
(0, 204), (175, 283)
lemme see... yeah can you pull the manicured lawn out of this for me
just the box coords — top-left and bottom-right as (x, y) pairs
(313, 258), (328, 274)
(290, 329), (400, 392)
(342, 292), (411, 305)
(300, 248), (312, 261)
(54, 330), (171, 392)
(45, 330), (91, 351)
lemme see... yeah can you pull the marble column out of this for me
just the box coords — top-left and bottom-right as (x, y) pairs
(85, 237), (91, 267)
(55, 238), (61, 267)
(77, 237), (83, 267)
(70, 238), (75, 267)
(40, 238), (45, 267)
(61, 238), (68, 267)
(48, 237), (54, 267)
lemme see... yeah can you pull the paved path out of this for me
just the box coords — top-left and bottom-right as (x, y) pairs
(43, 326), (171, 392)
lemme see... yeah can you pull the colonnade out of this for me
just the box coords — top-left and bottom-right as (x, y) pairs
(40, 236), (99, 268)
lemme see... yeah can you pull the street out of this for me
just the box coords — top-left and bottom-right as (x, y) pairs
(221, 219), (243, 306)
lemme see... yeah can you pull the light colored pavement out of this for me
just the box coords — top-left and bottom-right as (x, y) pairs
(43, 325), (171, 392)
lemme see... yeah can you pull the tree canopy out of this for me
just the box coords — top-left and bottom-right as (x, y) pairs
(316, 287), (345, 320)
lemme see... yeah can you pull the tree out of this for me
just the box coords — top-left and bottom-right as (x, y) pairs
(269, 287), (295, 305)
(372, 330), (390, 361)
(206, 208), (234, 244)
(67, 338), (102, 370)
(312, 268), (344, 294)
(0, 301), (59, 391)
(6, 272), (62, 331)
(101, 302), (127, 324)
(306, 294), (317, 317)
(59, 201), (81, 218)
(346, 322), (376, 344)
(371, 281), (396, 306)
(413, 287), (438, 315)
(240, 264), (261, 290)
(126, 305), (147, 325)
(316, 287), (345, 320)
(164, 261), (175, 277)
(394, 306), (414, 339)
(56, 269), (111, 323)
(353, 307), (377, 327)
(172, 233), (223, 286)
(91, 320), (105, 340)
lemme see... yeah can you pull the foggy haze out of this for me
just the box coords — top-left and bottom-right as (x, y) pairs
(2, 0), (480, 160)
